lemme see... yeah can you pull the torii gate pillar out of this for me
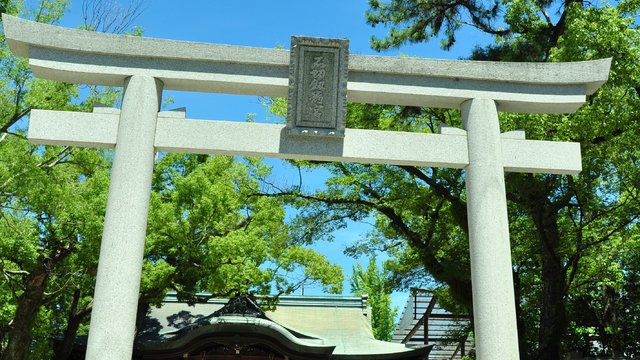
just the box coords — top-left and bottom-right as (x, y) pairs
(463, 98), (519, 359)
(86, 76), (162, 359)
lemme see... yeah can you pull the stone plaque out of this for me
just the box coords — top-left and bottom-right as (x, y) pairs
(287, 36), (348, 137)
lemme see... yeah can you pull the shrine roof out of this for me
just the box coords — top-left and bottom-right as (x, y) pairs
(140, 293), (431, 359)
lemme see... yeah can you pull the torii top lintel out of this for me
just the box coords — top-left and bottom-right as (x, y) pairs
(3, 14), (610, 114)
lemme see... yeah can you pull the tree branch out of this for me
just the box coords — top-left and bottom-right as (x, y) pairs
(0, 107), (31, 135)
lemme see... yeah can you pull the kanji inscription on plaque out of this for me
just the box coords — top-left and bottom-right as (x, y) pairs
(287, 36), (348, 137)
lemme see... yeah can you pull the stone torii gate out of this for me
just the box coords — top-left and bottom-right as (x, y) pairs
(3, 14), (610, 360)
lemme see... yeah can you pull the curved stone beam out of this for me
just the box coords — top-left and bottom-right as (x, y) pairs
(3, 14), (610, 113)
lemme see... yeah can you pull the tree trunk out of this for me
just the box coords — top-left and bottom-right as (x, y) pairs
(532, 208), (568, 360)
(0, 324), (6, 356)
(135, 298), (151, 336)
(600, 285), (622, 356)
(515, 177), (572, 360)
(53, 290), (91, 360)
(537, 249), (567, 360)
(514, 270), (530, 360)
(1, 268), (48, 360)
(53, 317), (83, 360)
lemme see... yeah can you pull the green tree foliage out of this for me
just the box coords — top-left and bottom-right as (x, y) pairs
(145, 153), (343, 305)
(0, 2), (344, 359)
(267, 0), (640, 359)
(0, 2), (114, 359)
(350, 258), (397, 341)
(366, 0), (504, 51)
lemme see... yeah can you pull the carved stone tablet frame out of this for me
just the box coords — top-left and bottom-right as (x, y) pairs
(287, 36), (348, 137)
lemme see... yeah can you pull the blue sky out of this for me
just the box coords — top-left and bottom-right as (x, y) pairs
(55, 1), (491, 307)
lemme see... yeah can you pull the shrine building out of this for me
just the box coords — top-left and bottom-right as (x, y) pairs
(68, 294), (432, 360)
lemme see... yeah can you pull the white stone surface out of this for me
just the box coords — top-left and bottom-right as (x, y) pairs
(159, 107), (187, 118)
(502, 138), (581, 174)
(439, 124), (467, 135)
(2, 14), (611, 113)
(155, 119), (470, 168)
(28, 110), (582, 174)
(84, 76), (163, 360)
(92, 104), (120, 115)
(29, 110), (118, 148)
(462, 98), (520, 360)
(501, 129), (526, 140)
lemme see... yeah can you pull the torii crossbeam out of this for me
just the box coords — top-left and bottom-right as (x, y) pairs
(3, 14), (610, 360)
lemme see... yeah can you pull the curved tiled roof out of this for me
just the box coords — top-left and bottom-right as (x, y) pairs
(140, 293), (431, 359)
